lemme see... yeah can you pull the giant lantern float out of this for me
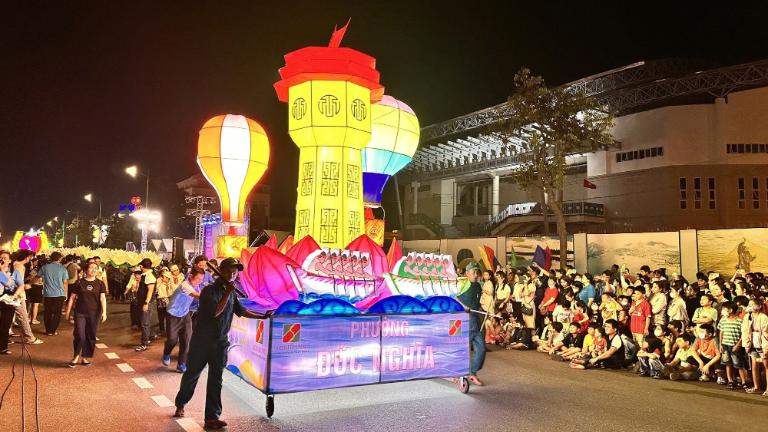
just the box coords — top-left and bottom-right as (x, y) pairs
(192, 22), (472, 418)
(273, 20), (383, 249)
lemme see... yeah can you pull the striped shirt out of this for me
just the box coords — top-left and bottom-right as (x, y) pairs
(718, 317), (742, 347)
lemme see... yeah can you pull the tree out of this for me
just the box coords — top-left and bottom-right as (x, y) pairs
(103, 214), (139, 249)
(490, 69), (615, 268)
(64, 217), (93, 248)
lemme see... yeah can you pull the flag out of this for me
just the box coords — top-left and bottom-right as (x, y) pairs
(544, 246), (553, 271)
(386, 239), (403, 273)
(478, 245), (500, 271)
(508, 244), (517, 268)
(583, 178), (597, 189)
(532, 245), (546, 269)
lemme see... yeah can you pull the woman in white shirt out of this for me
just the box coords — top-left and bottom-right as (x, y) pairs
(520, 275), (537, 330)
(666, 286), (688, 324)
(494, 271), (512, 314)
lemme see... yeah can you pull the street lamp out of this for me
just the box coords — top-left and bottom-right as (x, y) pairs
(125, 165), (150, 210)
(84, 194), (104, 244)
(84, 193), (102, 221)
(130, 208), (161, 252)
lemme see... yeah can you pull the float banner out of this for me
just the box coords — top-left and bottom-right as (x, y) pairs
(268, 316), (381, 393)
(380, 313), (469, 382)
(227, 316), (270, 391)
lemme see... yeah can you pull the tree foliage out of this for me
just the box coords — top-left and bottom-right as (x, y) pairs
(491, 68), (615, 267)
(102, 215), (139, 249)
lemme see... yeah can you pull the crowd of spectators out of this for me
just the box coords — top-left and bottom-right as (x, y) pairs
(481, 262), (768, 395)
(0, 250), (213, 373)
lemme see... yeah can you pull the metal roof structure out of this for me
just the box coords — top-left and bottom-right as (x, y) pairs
(405, 59), (768, 181)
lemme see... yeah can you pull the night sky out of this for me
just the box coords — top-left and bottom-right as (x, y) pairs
(1, 2), (766, 237)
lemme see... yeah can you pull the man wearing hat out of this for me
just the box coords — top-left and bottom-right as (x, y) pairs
(174, 257), (266, 430)
(456, 261), (486, 386)
(134, 258), (157, 352)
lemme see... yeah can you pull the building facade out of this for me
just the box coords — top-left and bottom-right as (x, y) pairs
(399, 59), (768, 239)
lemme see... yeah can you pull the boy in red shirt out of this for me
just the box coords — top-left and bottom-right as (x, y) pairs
(629, 286), (652, 348)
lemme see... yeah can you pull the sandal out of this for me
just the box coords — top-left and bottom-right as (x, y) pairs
(468, 375), (484, 386)
(745, 386), (760, 394)
(762, 391), (768, 397)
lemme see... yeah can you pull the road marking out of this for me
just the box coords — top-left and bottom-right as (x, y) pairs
(104, 352), (120, 359)
(117, 363), (135, 372)
(95, 343), (108, 349)
(132, 377), (154, 389)
(175, 418), (204, 432)
(151, 395), (174, 407)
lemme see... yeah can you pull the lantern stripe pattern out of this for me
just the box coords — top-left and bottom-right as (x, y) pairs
(361, 95), (420, 205)
(197, 114), (270, 225)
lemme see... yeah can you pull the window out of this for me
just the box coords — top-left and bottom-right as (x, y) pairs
(679, 177), (687, 209)
(694, 177), (702, 209)
(738, 177), (745, 209)
(616, 146), (664, 163)
(727, 143), (768, 154)
(753, 177), (760, 209)
(708, 177), (716, 209)
(418, 184), (431, 193)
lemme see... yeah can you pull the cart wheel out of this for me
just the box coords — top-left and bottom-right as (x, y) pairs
(266, 395), (275, 418)
(458, 376), (470, 394)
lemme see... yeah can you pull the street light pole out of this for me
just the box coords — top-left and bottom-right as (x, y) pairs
(145, 168), (150, 211)
(126, 165), (150, 211)
(131, 208), (161, 252)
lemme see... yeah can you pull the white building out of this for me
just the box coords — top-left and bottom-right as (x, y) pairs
(399, 59), (768, 239)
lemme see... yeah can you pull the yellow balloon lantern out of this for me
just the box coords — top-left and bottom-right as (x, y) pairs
(274, 22), (384, 248)
(196, 114), (270, 226)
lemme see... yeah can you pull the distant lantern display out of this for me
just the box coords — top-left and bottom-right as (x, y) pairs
(361, 95), (419, 244)
(274, 21), (384, 249)
(12, 231), (49, 253)
(196, 114), (270, 226)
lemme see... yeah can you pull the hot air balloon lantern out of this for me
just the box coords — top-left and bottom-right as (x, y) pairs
(361, 95), (419, 244)
(274, 20), (384, 249)
(197, 114), (270, 257)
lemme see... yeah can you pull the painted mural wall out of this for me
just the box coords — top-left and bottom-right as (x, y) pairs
(587, 232), (680, 276)
(401, 229), (768, 281)
(697, 228), (768, 279)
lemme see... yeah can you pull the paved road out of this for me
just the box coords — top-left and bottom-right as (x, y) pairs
(1, 302), (767, 432)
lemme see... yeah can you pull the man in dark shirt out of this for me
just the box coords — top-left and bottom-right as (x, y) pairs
(457, 262), (486, 386)
(173, 258), (266, 430)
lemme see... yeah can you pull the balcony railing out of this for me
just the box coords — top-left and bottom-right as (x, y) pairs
(484, 201), (605, 231)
